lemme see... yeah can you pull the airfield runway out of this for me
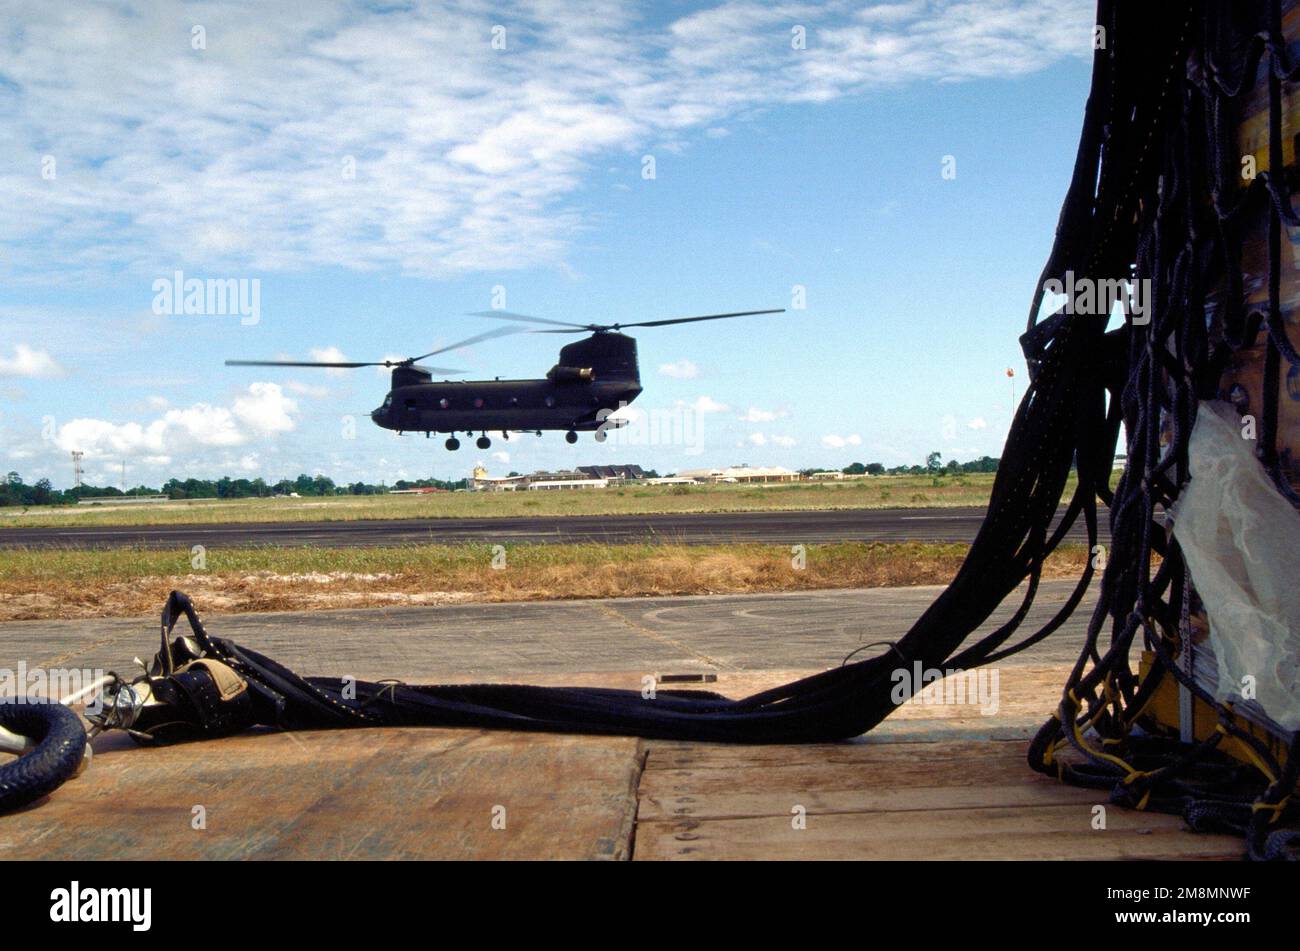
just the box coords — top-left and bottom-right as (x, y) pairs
(0, 505), (1105, 549)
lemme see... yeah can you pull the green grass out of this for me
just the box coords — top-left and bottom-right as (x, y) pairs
(0, 473), (1060, 529)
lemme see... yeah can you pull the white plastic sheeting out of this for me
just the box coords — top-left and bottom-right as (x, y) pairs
(1169, 400), (1300, 731)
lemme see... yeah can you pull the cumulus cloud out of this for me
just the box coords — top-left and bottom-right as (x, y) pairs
(53, 383), (298, 459)
(684, 395), (730, 414)
(232, 382), (298, 435)
(658, 359), (699, 379)
(821, 433), (863, 449)
(744, 431), (794, 448)
(492, 451), (510, 464)
(0, 344), (62, 378)
(967, 416), (988, 430)
(0, 1), (1093, 281)
(739, 407), (783, 423)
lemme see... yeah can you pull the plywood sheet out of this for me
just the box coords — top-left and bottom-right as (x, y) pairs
(634, 738), (1245, 861)
(0, 728), (643, 860)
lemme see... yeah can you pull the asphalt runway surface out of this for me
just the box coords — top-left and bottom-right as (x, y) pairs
(0, 506), (1107, 550)
(2, 579), (1096, 680)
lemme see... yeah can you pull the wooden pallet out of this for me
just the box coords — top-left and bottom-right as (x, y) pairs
(0, 663), (1246, 860)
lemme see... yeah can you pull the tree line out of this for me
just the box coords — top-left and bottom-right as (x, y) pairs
(0, 471), (466, 506)
(824, 454), (1000, 477)
(2, 453), (1000, 507)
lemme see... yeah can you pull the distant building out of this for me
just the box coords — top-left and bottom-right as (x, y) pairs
(676, 465), (798, 484)
(527, 478), (609, 491)
(470, 464), (647, 491)
(577, 464), (645, 482)
(807, 470), (869, 481)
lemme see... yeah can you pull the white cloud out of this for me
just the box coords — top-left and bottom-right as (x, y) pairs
(771, 435), (797, 447)
(684, 395), (729, 415)
(309, 347), (353, 378)
(232, 382), (298, 436)
(747, 432), (768, 447)
(658, 359), (699, 379)
(739, 407), (784, 423)
(0, 344), (62, 378)
(967, 416), (988, 430)
(492, 451), (510, 464)
(54, 383), (298, 458)
(285, 381), (330, 399)
(821, 433), (863, 449)
(0, 1), (1093, 281)
(161, 405), (246, 447)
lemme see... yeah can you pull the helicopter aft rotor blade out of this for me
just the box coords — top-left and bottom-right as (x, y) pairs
(228, 308), (784, 371)
(612, 308), (785, 329)
(473, 308), (786, 333)
(467, 310), (592, 330)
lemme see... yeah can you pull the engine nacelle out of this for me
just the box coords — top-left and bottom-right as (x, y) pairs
(546, 365), (595, 383)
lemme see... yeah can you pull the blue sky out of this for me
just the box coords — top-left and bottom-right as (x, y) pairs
(0, 0), (1095, 488)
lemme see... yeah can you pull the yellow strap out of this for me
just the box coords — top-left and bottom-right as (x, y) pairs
(1251, 796), (1291, 824)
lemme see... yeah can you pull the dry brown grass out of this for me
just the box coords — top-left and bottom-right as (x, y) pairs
(0, 542), (1089, 622)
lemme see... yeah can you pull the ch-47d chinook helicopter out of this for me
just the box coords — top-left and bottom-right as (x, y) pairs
(226, 308), (784, 450)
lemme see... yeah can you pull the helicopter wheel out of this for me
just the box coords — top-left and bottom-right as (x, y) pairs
(445, 437), (460, 450)
(565, 430), (578, 444)
(593, 428), (607, 443)
(476, 435), (491, 449)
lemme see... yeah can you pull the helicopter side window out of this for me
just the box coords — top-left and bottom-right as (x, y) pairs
(404, 398), (417, 410)
(381, 395), (392, 409)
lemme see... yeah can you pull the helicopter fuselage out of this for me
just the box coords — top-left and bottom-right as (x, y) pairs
(370, 331), (643, 439)
(371, 376), (642, 435)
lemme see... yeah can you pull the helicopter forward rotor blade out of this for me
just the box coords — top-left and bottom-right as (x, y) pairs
(408, 326), (522, 363)
(225, 359), (392, 369)
(468, 310), (593, 330)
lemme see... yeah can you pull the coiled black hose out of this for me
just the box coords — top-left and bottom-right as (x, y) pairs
(0, 702), (87, 813)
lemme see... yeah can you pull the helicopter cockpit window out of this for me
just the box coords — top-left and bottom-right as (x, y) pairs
(381, 395), (392, 409)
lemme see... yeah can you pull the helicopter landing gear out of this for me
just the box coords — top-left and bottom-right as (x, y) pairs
(476, 434), (491, 449)
(565, 430), (578, 444)
(445, 437), (460, 450)
(593, 428), (607, 443)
